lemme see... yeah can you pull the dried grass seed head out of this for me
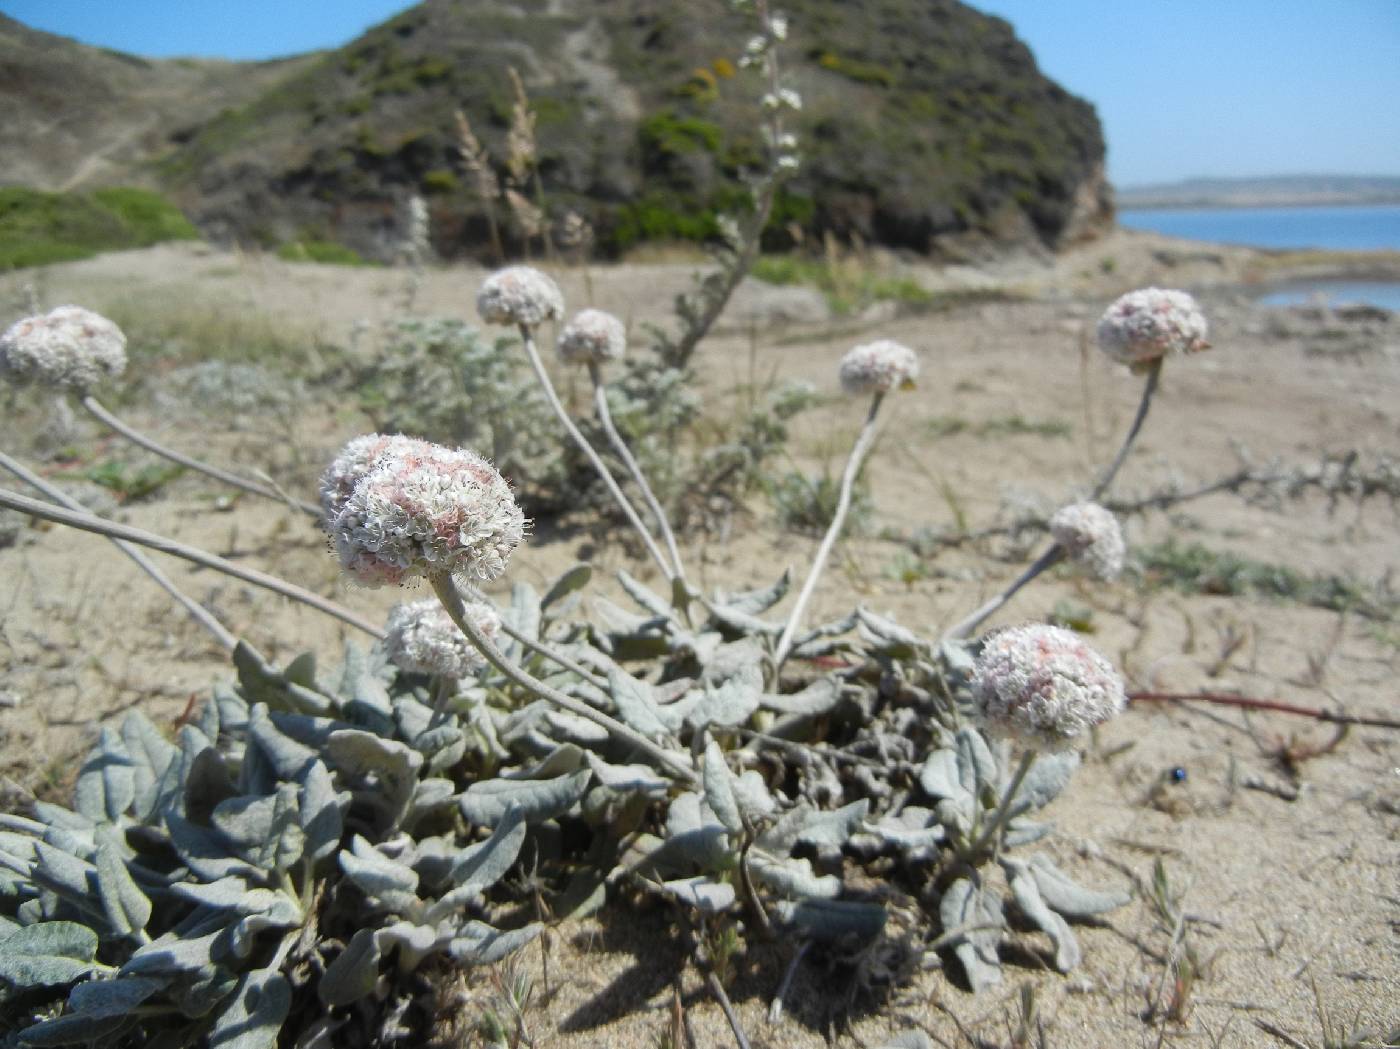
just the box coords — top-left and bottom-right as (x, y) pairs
(1096, 288), (1209, 367)
(838, 339), (919, 395)
(476, 266), (564, 328)
(972, 623), (1126, 751)
(0, 305), (127, 393)
(385, 597), (499, 678)
(1049, 501), (1125, 581)
(329, 439), (526, 587)
(557, 308), (626, 365)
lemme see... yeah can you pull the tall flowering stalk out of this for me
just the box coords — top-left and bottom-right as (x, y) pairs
(477, 267), (678, 586)
(944, 288), (1209, 640)
(558, 308), (690, 591)
(773, 340), (918, 668)
(0, 305), (320, 517)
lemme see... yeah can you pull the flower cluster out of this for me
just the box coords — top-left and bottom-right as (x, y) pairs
(476, 266), (564, 329)
(0, 306), (127, 393)
(1049, 502), (1125, 581)
(319, 433), (425, 520)
(557, 309), (627, 366)
(384, 598), (500, 678)
(1096, 288), (1209, 367)
(972, 623), (1126, 751)
(838, 339), (919, 395)
(326, 438), (526, 586)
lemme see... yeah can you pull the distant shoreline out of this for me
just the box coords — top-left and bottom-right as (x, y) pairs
(1116, 196), (1400, 211)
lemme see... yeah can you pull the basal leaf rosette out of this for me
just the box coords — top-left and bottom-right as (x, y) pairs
(972, 623), (1126, 751)
(1049, 502), (1125, 581)
(557, 308), (626, 365)
(476, 265), (565, 329)
(838, 339), (918, 395)
(328, 439), (526, 586)
(1096, 287), (1209, 369)
(0, 305), (127, 393)
(385, 597), (500, 678)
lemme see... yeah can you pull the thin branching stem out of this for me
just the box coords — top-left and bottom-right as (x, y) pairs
(0, 450), (237, 650)
(516, 324), (674, 581)
(80, 394), (320, 517)
(1089, 357), (1163, 502)
(773, 392), (884, 668)
(430, 572), (698, 785)
(967, 749), (1036, 860)
(588, 361), (688, 588)
(0, 486), (382, 637)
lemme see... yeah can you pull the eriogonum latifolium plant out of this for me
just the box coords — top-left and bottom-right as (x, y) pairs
(0, 11), (1235, 1044)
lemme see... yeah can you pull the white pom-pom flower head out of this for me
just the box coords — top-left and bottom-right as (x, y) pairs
(972, 623), (1126, 751)
(0, 306), (127, 394)
(384, 598), (500, 679)
(1096, 288), (1209, 369)
(1049, 502), (1125, 582)
(557, 308), (626, 366)
(838, 339), (918, 396)
(319, 432), (430, 523)
(328, 440), (527, 587)
(476, 266), (564, 328)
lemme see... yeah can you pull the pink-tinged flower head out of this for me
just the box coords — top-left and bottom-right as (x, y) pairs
(319, 433), (431, 523)
(476, 266), (564, 328)
(328, 440), (526, 587)
(838, 339), (918, 395)
(385, 597), (499, 678)
(1096, 288), (1209, 367)
(972, 624), (1125, 751)
(1049, 502), (1125, 582)
(0, 306), (127, 393)
(557, 308), (626, 365)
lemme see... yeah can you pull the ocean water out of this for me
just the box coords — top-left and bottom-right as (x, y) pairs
(1118, 203), (1400, 310)
(1117, 203), (1400, 252)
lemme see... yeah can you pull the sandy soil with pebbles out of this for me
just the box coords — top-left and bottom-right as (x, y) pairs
(2, 229), (1398, 1047)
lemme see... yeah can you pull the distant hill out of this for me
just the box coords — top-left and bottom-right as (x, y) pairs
(1116, 175), (1400, 209)
(1, 1), (1111, 261)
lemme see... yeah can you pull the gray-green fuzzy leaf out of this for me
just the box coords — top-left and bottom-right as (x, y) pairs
(121, 927), (225, 976)
(94, 827), (150, 938)
(247, 705), (317, 781)
(0, 921), (98, 986)
(702, 744), (743, 834)
(299, 760), (346, 863)
(1026, 854), (1130, 917)
(445, 920), (542, 966)
(684, 676), (761, 729)
(74, 728), (135, 825)
(449, 807), (525, 894)
(208, 968), (290, 1049)
(774, 898), (886, 943)
(459, 770), (590, 826)
(712, 570), (790, 616)
(1010, 751), (1080, 813)
(759, 677), (842, 717)
(662, 876), (735, 913)
(748, 853), (840, 899)
(617, 569), (676, 621)
(319, 928), (381, 1008)
(1005, 859), (1080, 972)
(541, 562), (591, 611)
(339, 837), (419, 913)
(121, 711), (178, 824)
(939, 877), (1003, 992)
(164, 813), (258, 882)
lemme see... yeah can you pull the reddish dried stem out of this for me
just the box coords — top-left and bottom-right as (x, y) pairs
(1128, 690), (1400, 730)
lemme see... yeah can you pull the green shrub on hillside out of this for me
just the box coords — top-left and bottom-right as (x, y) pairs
(0, 186), (198, 270)
(275, 239), (374, 266)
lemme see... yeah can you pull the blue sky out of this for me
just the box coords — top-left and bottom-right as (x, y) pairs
(3, 0), (1398, 187)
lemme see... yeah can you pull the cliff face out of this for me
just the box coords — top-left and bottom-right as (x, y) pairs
(2, 1), (1111, 260)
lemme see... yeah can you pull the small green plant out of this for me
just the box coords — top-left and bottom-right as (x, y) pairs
(275, 239), (374, 266)
(82, 459), (186, 503)
(766, 468), (872, 535)
(0, 186), (198, 270)
(926, 414), (1072, 440)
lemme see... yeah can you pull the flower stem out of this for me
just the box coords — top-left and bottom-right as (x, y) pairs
(587, 362), (688, 590)
(0, 486), (383, 638)
(0, 450), (238, 651)
(772, 392), (883, 669)
(430, 573), (698, 785)
(80, 394), (320, 517)
(968, 749), (1036, 860)
(516, 325), (674, 581)
(941, 545), (1065, 642)
(1089, 357), (1163, 502)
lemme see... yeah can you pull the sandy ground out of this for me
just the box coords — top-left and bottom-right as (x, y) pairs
(1, 230), (1398, 1047)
